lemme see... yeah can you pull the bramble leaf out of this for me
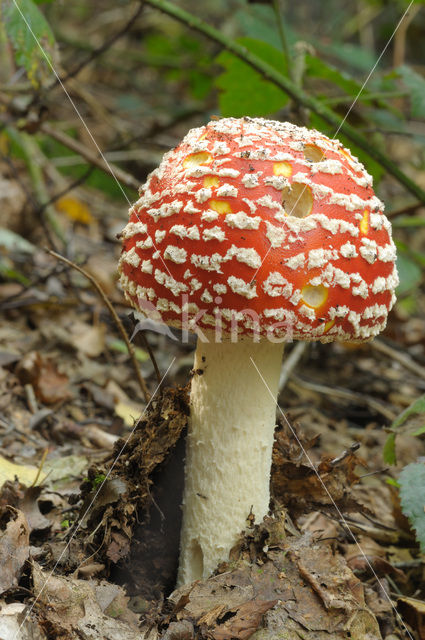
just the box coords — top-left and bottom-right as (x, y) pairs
(399, 463), (425, 552)
(215, 37), (289, 118)
(397, 65), (425, 119)
(1, 0), (55, 86)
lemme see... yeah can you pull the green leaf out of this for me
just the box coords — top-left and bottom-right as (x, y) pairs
(1, 0), (55, 85)
(364, 107), (406, 130)
(106, 338), (149, 363)
(386, 477), (399, 488)
(397, 65), (425, 119)
(0, 228), (36, 254)
(412, 424), (425, 437)
(393, 216), (425, 228)
(306, 55), (362, 97)
(0, 260), (31, 285)
(215, 37), (289, 118)
(391, 393), (425, 432)
(395, 251), (422, 296)
(312, 40), (376, 73)
(383, 393), (425, 465)
(235, 4), (282, 49)
(399, 463), (425, 552)
(383, 432), (397, 465)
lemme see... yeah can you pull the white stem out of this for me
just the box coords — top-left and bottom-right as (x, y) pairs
(177, 339), (284, 586)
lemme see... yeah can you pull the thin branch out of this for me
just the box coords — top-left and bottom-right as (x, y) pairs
(138, 330), (162, 385)
(393, 4), (421, 68)
(7, 129), (66, 247)
(40, 122), (140, 191)
(272, 0), (295, 83)
(289, 374), (397, 421)
(370, 338), (425, 382)
(36, 165), (95, 214)
(323, 90), (408, 105)
(54, 2), (145, 87)
(279, 342), (307, 391)
(47, 250), (151, 404)
(143, 0), (425, 204)
(387, 200), (423, 218)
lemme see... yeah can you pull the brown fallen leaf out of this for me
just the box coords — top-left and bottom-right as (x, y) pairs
(169, 526), (381, 638)
(347, 554), (407, 583)
(70, 321), (106, 358)
(106, 530), (131, 563)
(293, 544), (364, 611)
(0, 506), (30, 593)
(32, 561), (143, 639)
(20, 486), (52, 536)
(211, 599), (277, 640)
(397, 595), (425, 640)
(16, 351), (71, 405)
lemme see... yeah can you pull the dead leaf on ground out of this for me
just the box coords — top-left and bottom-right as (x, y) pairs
(210, 599), (278, 640)
(16, 351), (71, 405)
(397, 595), (425, 640)
(169, 527), (381, 639)
(32, 561), (144, 640)
(70, 321), (106, 358)
(105, 379), (145, 426)
(0, 507), (30, 593)
(20, 486), (52, 537)
(0, 601), (41, 640)
(0, 456), (46, 487)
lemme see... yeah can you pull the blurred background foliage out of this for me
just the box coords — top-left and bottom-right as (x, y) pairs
(1, 0), (425, 302)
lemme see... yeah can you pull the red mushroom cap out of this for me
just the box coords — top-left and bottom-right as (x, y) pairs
(118, 117), (398, 342)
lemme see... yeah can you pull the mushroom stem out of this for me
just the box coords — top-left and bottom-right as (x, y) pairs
(177, 339), (284, 586)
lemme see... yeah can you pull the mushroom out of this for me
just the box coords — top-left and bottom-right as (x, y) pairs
(118, 117), (398, 586)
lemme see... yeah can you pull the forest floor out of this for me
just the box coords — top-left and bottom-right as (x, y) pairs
(1, 158), (425, 639)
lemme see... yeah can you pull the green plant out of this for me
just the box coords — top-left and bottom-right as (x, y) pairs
(384, 394), (425, 551)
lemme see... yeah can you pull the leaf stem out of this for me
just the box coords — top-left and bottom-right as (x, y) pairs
(272, 0), (295, 83)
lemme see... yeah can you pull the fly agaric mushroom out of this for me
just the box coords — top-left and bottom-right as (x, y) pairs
(118, 117), (398, 586)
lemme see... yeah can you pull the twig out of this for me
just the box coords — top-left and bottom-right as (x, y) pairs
(5, 128), (66, 247)
(272, 0), (294, 83)
(370, 338), (425, 382)
(138, 330), (162, 385)
(324, 90), (407, 105)
(143, 0), (425, 204)
(386, 200), (423, 218)
(57, 2), (145, 86)
(46, 250), (151, 403)
(40, 122), (140, 191)
(393, 4), (421, 68)
(35, 166), (95, 218)
(330, 442), (361, 467)
(337, 515), (406, 544)
(279, 342), (308, 391)
(289, 374), (397, 421)
(31, 448), (48, 488)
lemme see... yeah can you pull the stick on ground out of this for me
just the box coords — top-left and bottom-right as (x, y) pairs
(47, 249), (151, 403)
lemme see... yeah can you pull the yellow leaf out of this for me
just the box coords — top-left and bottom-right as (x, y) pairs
(115, 401), (144, 427)
(0, 455), (45, 487)
(55, 197), (94, 225)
